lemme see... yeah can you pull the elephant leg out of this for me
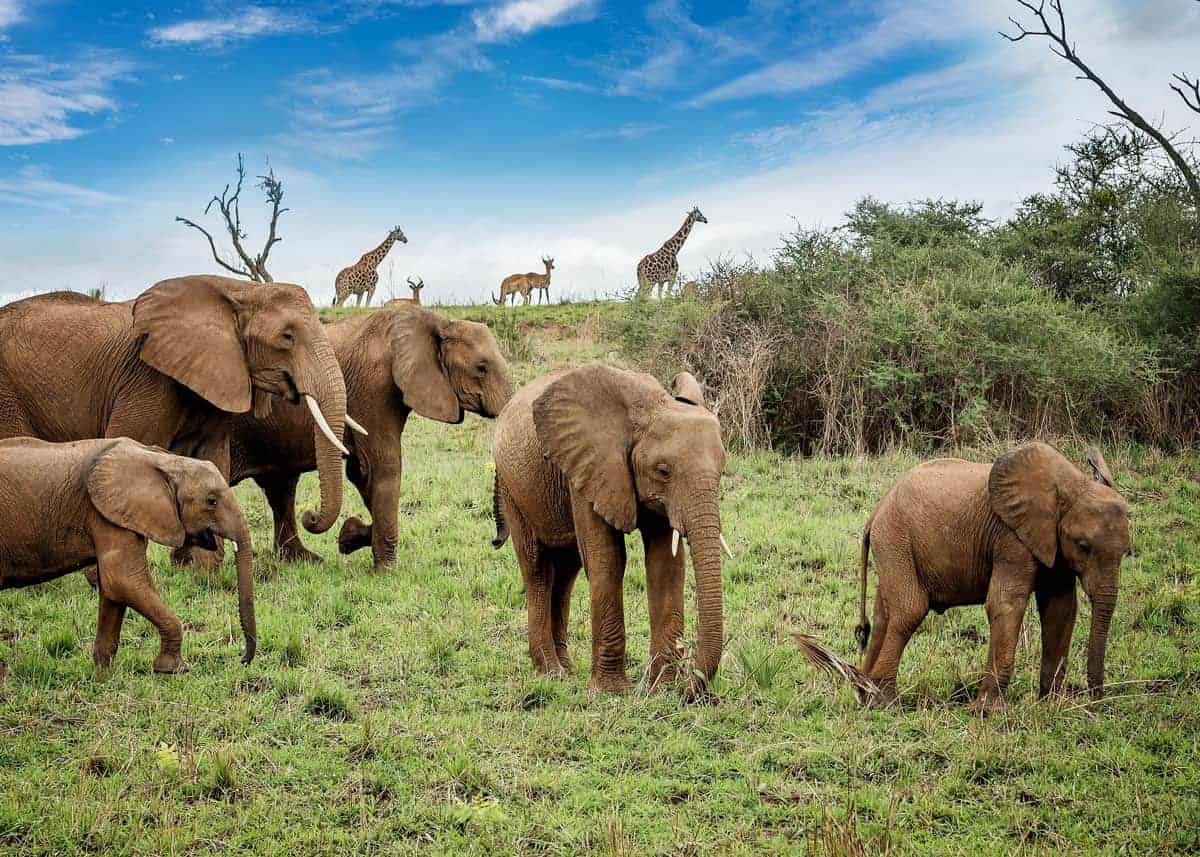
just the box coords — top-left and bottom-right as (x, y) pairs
(642, 519), (685, 689)
(572, 495), (630, 693)
(510, 516), (562, 676)
(549, 548), (582, 672)
(367, 471), (401, 572)
(860, 591), (888, 674)
(1036, 573), (1077, 699)
(863, 541), (925, 705)
(92, 596), (127, 669)
(976, 567), (1035, 714)
(96, 540), (185, 674)
(257, 475), (322, 563)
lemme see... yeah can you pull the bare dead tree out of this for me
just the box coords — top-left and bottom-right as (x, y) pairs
(176, 153), (289, 282)
(1002, 0), (1200, 215)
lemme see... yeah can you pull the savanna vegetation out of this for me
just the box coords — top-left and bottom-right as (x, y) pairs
(1, 299), (1198, 854)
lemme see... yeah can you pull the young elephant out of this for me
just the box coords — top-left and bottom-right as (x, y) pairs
(230, 307), (513, 572)
(492, 364), (730, 693)
(0, 437), (256, 670)
(817, 442), (1128, 713)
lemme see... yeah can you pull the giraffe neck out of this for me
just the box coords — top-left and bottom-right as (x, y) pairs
(662, 214), (696, 257)
(361, 235), (396, 270)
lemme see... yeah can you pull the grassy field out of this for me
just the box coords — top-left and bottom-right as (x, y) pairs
(1, 304), (1198, 855)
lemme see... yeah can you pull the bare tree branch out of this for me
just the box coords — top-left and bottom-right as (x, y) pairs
(1172, 73), (1200, 115)
(1002, 0), (1200, 215)
(176, 153), (288, 282)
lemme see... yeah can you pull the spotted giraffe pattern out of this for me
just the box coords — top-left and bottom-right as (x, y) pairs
(333, 226), (407, 307)
(636, 207), (707, 299)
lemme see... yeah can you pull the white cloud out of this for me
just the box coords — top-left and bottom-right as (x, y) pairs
(149, 5), (310, 48)
(582, 122), (667, 141)
(521, 74), (597, 93)
(0, 165), (123, 211)
(472, 0), (597, 43)
(0, 53), (134, 146)
(0, 0), (22, 30)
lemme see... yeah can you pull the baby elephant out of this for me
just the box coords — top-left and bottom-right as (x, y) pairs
(801, 442), (1128, 714)
(0, 437), (256, 671)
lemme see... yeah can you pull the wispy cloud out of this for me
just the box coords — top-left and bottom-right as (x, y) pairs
(0, 165), (123, 210)
(0, 0), (22, 30)
(582, 121), (666, 141)
(0, 53), (135, 146)
(148, 5), (311, 48)
(521, 74), (597, 93)
(285, 0), (596, 158)
(472, 0), (597, 43)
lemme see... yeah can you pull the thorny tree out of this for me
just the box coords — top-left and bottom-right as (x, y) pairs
(176, 153), (288, 283)
(1002, 0), (1200, 218)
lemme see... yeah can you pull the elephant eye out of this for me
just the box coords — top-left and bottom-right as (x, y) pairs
(477, 361), (488, 375)
(655, 463), (671, 479)
(280, 330), (295, 344)
(206, 494), (219, 508)
(1077, 537), (1091, 553)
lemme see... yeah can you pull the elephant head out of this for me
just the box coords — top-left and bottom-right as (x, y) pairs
(86, 439), (256, 663)
(533, 364), (728, 679)
(132, 275), (350, 534)
(389, 309), (514, 422)
(989, 442), (1129, 698)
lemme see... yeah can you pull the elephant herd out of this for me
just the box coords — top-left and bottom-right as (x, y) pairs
(0, 274), (1131, 713)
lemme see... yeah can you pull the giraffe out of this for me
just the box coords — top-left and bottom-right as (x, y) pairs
(636, 207), (707, 299)
(333, 225), (407, 307)
(384, 276), (424, 307)
(492, 256), (554, 307)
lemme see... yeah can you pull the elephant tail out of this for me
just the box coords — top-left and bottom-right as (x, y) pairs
(854, 520), (872, 652)
(491, 473), (509, 549)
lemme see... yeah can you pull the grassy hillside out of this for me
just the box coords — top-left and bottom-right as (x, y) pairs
(1, 304), (1197, 854)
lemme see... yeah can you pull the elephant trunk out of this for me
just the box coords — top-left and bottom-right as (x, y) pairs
(1086, 583), (1118, 700)
(217, 498), (256, 664)
(300, 336), (348, 534)
(683, 503), (724, 680)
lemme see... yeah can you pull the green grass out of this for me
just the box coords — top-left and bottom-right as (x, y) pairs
(1, 308), (1198, 854)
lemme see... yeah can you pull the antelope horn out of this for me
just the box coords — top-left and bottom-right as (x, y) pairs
(720, 533), (734, 560)
(344, 415), (369, 436)
(305, 395), (350, 457)
(671, 529), (680, 557)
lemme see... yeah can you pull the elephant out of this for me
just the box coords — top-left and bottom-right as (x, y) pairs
(0, 437), (256, 671)
(230, 307), (513, 571)
(800, 442), (1129, 714)
(0, 276), (355, 569)
(492, 364), (731, 694)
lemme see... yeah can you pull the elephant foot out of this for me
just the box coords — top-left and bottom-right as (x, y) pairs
(971, 692), (1006, 717)
(554, 647), (574, 673)
(153, 653), (189, 675)
(338, 517), (372, 555)
(277, 541), (323, 565)
(92, 650), (116, 670)
(530, 646), (565, 677)
(82, 565), (99, 590)
(865, 684), (898, 709)
(589, 672), (633, 694)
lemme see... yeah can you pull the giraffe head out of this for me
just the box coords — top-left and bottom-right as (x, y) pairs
(689, 206), (708, 224)
(542, 256), (555, 272)
(389, 225), (408, 244)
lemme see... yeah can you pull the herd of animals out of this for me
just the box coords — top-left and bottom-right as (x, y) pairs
(328, 206), (710, 309)
(0, 207), (1132, 715)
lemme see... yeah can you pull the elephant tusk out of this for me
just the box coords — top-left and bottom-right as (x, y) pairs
(306, 395), (350, 457)
(671, 529), (680, 557)
(344, 414), (369, 436)
(720, 533), (734, 560)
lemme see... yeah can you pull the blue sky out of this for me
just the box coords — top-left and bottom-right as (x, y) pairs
(1, 0), (1197, 303)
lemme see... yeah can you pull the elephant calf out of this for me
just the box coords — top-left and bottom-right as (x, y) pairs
(800, 442), (1129, 714)
(493, 364), (730, 694)
(0, 437), (256, 671)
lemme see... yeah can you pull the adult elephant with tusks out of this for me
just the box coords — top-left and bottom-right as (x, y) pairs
(492, 364), (732, 697)
(0, 274), (360, 569)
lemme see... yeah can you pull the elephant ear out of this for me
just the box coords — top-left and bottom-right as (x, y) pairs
(390, 310), (462, 423)
(671, 372), (706, 408)
(533, 364), (651, 533)
(133, 276), (252, 413)
(86, 440), (186, 548)
(1086, 446), (1116, 489)
(988, 442), (1070, 567)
